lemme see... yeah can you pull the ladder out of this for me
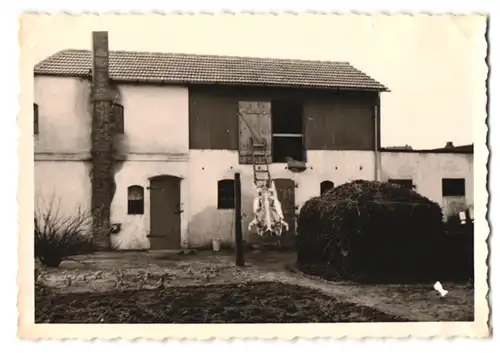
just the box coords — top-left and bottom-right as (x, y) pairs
(251, 138), (272, 188)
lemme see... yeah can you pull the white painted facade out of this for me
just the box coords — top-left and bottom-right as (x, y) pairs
(380, 152), (474, 217)
(34, 77), (93, 222)
(34, 77), (474, 250)
(34, 161), (92, 221)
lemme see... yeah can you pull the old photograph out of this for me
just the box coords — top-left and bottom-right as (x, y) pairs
(18, 13), (489, 339)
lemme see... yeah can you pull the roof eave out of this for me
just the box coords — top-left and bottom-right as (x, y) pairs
(34, 71), (389, 92)
(380, 147), (473, 155)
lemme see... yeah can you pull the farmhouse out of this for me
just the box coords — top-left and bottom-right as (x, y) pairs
(33, 34), (473, 251)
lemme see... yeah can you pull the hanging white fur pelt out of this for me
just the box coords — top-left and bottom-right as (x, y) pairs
(248, 181), (289, 237)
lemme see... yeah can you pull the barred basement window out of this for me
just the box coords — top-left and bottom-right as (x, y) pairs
(218, 179), (235, 209)
(34, 103), (39, 135)
(388, 179), (414, 190)
(112, 103), (124, 134)
(320, 180), (334, 195)
(127, 185), (144, 215)
(442, 178), (465, 197)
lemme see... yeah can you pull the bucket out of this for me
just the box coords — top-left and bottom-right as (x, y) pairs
(212, 238), (221, 252)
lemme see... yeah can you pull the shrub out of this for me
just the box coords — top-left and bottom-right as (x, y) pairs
(440, 217), (474, 282)
(296, 180), (451, 283)
(35, 198), (97, 267)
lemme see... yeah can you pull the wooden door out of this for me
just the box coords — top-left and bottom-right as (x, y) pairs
(238, 101), (272, 164)
(149, 175), (182, 249)
(273, 178), (296, 249)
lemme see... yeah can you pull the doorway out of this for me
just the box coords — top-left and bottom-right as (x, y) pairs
(273, 178), (297, 249)
(148, 175), (182, 249)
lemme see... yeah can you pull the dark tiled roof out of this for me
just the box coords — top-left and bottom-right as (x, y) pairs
(380, 144), (474, 154)
(34, 49), (389, 92)
(429, 144), (474, 153)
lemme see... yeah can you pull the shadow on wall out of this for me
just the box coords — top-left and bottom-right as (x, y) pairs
(188, 190), (256, 248)
(242, 189), (262, 245)
(188, 206), (234, 248)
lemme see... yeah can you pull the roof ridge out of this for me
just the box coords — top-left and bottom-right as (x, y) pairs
(41, 48), (353, 66)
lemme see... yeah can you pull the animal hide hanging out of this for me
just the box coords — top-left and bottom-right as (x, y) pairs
(248, 181), (289, 237)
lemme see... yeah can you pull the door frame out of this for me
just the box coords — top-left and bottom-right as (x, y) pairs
(147, 174), (183, 249)
(273, 177), (297, 249)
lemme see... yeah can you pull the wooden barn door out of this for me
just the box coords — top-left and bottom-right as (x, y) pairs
(149, 175), (182, 249)
(274, 178), (296, 249)
(238, 101), (272, 164)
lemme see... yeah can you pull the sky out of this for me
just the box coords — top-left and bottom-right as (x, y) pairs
(21, 13), (487, 149)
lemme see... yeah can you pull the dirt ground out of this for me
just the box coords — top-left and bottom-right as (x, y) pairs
(35, 281), (407, 323)
(35, 250), (474, 322)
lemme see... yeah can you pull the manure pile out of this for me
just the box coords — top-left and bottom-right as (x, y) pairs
(296, 180), (453, 283)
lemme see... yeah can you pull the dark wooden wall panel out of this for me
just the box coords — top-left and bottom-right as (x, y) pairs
(189, 85), (378, 151)
(189, 88), (239, 149)
(304, 96), (375, 150)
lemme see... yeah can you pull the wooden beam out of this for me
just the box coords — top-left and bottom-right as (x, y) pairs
(234, 173), (245, 266)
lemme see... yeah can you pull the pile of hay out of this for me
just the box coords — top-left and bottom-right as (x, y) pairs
(296, 180), (447, 283)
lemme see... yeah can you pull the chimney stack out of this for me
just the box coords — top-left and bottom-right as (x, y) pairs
(91, 31), (113, 250)
(445, 141), (454, 149)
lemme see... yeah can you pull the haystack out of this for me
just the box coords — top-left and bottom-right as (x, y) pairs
(296, 180), (446, 283)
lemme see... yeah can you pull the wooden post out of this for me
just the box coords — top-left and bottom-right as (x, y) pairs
(234, 173), (245, 266)
(373, 95), (381, 182)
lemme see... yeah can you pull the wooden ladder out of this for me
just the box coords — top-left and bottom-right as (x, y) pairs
(251, 138), (271, 188)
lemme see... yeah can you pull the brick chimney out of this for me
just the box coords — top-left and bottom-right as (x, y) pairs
(90, 31), (113, 250)
(445, 141), (454, 149)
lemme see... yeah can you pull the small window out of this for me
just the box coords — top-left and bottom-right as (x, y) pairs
(218, 179), (235, 209)
(112, 104), (124, 134)
(320, 180), (334, 195)
(34, 103), (39, 135)
(127, 185), (144, 215)
(388, 179), (414, 190)
(442, 178), (465, 197)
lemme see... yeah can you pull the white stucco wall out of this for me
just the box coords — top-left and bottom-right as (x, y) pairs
(34, 77), (191, 250)
(107, 150), (377, 249)
(33, 77), (474, 250)
(108, 84), (190, 250)
(109, 161), (189, 250)
(186, 150), (376, 248)
(34, 77), (190, 157)
(34, 76), (93, 229)
(380, 152), (474, 210)
(34, 76), (92, 156)
(115, 84), (189, 155)
(34, 149), (473, 250)
(184, 150), (474, 248)
(34, 161), (92, 223)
